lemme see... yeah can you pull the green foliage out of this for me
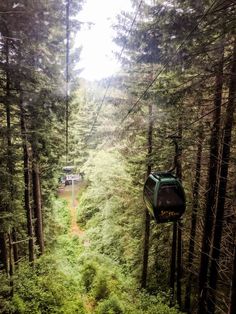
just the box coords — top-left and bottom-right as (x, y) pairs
(95, 295), (124, 314)
(1, 198), (85, 313)
(91, 273), (110, 301)
(77, 149), (144, 274)
(0, 272), (11, 312)
(5, 0), (236, 312)
(44, 198), (71, 247)
(59, 299), (85, 314)
(80, 262), (97, 292)
(1, 180), (183, 314)
(6, 257), (85, 314)
(76, 251), (181, 314)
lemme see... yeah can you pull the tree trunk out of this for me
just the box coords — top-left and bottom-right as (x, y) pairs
(176, 126), (183, 309)
(207, 36), (236, 314)
(141, 101), (153, 289)
(0, 233), (9, 273)
(0, 34), (11, 276)
(169, 128), (183, 307)
(177, 221), (182, 308)
(8, 233), (14, 296)
(12, 229), (18, 264)
(4, 32), (17, 279)
(32, 159), (44, 255)
(229, 183), (236, 314)
(198, 40), (225, 314)
(141, 209), (151, 288)
(184, 127), (204, 313)
(170, 222), (177, 306)
(19, 96), (34, 263)
(229, 241), (236, 314)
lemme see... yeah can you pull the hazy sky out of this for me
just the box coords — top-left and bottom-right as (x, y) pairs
(77, 0), (133, 81)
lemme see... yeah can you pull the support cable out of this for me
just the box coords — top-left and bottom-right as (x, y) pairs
(119, 0), (220, 125)
(93, 0), (221, 150)
(65, 0), (70, 163)
(85, 0), (144, 141)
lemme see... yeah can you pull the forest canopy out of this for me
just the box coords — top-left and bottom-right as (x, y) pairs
(0, 1), (236, 314)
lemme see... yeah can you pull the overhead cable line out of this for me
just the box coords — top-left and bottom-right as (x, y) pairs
(85, 0), (144, 141)
(86, 0), (233, 148)
(168, 100), (229, 138)
(65, 0), (70, 163)
(89, 0), (223, 151)
(119, 0), (221, 126)
(95, 0), (223, 149)
(118, 99), (229, 149)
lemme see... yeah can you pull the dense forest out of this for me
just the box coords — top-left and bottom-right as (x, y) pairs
(0, 0), (236, 313)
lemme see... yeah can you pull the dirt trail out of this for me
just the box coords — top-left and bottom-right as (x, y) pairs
(58, 183), (93, 311)
(58, 184), (84, 237)
(71, 200), (84, 237)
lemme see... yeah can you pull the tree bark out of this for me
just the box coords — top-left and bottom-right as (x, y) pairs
(198, 40), (225, 314)
(177, 222), (182, 307)
(176, 125), (183, 309)
(8, 233), (14, 296)
(4, 31), (17, 278)
(32, 159), (44, 255)
(170, 221), (177, 306)
(184, 127), (204, 313)
(229, 241), (236, 314)
(141, 209), (151, 288)
(169, 127), (183, 307)
(12, 229), (18, 264)
(141, 101), (153, 289)
(0, 32), (11, 276)
(19, 96), (34, 263)
(207, 36), (236, 314)
(0, 233), (9, 273)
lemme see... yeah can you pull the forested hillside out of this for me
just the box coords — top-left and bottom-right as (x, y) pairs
(0, 1), (235, 314)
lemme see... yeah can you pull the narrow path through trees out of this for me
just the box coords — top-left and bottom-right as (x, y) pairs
(58, 183), (85, 238)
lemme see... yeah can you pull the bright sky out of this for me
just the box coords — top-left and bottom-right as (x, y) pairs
(77, 0), (133, 81)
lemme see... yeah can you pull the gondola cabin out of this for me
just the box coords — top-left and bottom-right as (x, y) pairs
(60, 166), (74, 185)
(63, 166), (75, 175)
(143, 172), (185, 223)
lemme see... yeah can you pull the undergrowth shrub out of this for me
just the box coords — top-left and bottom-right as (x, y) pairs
(44, 198), (71, 246)
(6, 256), (85, 314)
(95, 295), (124, 314)
(1, 181), (183, 314)
(80, 262), (97, 292)
(91, 273), (110, 301)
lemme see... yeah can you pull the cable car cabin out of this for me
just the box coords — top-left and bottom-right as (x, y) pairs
(61, 166), (75, 185)
(143, 172), (186, 223)
(63, 166), (75, 174)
